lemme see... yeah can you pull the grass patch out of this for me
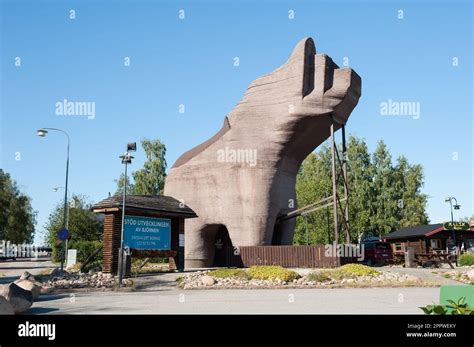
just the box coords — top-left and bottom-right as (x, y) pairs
(248, 266), (300, 282)
(306, 271), (332, 282)
(459, 253), (474, 266)
(307, 264), (380, 282)
(208, 268), (249, 279)
(338, 264), (380, 277)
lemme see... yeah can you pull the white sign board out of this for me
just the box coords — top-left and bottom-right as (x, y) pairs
(179, 234), (185, 247)
(67, 249), (77, 268)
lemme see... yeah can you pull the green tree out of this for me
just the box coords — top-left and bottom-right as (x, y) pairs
(294, 136), (429, 244)
(346, 135), (375, 241)
(394, 156), (429, 227)
(372, 140), (399, 236)
(44, 194), (102, 260)
(0, 169), (36, 243)
(294, 146), (333, 245)
(116, 138), (167, 195)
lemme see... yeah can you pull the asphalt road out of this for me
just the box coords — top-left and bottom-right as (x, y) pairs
(31, 287), (438, 314)
(1, 259), (443, 314)
(0, 257), (55, 284)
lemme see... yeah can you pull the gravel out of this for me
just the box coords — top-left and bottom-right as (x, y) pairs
(41, 270), (133, 291)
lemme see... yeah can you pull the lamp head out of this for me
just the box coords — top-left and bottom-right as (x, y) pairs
(454, 204), (461, 210)
(37, 129), (48, 137)
(120, 152), (134, 164)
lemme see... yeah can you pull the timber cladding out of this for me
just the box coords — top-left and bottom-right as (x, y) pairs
(102, 213), (122, 273)
(237, 245), (346, 268)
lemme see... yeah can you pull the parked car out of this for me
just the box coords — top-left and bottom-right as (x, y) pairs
(360, 240), (393, 266)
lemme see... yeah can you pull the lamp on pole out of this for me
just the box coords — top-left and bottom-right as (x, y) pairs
(445, 196), (461, 262)
(117, 143), (136, 287)
(37, 128), (70, 273)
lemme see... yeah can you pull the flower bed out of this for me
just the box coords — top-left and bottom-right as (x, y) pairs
(177, 265), (431, 289)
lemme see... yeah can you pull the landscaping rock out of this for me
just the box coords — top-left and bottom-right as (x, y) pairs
(19, 271), (35, 281)
(14, 279), (42, 300)
(466, 269), (474, 280)
(0, 282), (33, 314)
(404, 274), (419, 282)
(201, 276), (215, 286)
(0, 296), (14, 315)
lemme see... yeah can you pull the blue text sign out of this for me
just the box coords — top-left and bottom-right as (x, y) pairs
(124, 215), (171, 250)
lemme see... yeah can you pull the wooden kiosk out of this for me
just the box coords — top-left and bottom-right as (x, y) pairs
(92, 195), (197, 274)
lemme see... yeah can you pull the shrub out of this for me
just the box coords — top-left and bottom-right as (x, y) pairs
(337, 264), (380, 277)
(51, 240), (63, 263)
(420, 297), (473, 315)
(248, 266), (300, 282)
(459, 253), (474, 266)
(306, 271), (332, 282)
(208, 268), (249, 279)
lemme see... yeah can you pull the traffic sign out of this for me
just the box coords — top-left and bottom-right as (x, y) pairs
(57, 228), (69, 241)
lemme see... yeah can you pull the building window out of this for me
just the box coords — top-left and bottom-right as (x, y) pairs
(430, 239), (441, 249)
(395, 243), (402, 252)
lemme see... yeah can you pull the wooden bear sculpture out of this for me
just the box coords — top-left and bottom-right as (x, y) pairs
(164, 37), (361, 268)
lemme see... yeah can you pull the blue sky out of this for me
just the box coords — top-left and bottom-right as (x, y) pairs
(1, 0), (472, 245)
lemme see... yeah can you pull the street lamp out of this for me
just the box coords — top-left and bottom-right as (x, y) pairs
(117, 143), (136, 287)
(445, 197), (461, 262)
(37, 128), (70, 273)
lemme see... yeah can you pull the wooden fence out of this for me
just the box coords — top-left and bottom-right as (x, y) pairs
(221, 245), (354, 268)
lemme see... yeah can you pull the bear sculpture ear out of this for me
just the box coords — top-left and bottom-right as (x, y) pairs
(286, 37), (317, 98)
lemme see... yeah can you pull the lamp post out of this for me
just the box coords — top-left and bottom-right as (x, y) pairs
(117, 143), (136, 287)
(37, 128), (70, 273)
(53, 186), (72, 252)
(445, 197), (461, 263)
(52, 187), (72, 228)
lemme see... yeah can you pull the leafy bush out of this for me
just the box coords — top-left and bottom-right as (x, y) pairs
(69, 240), (102, 263)
(337, 264), (380, 277)
(420, 297), (473, 315)
(248, 266), (300, 282)
(306, 264), (380, 282)
(306, 271), (332, 282)
(51, 240), (63, 263)
(208, 268), (249, 279)
(459, 253), (474, 266)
